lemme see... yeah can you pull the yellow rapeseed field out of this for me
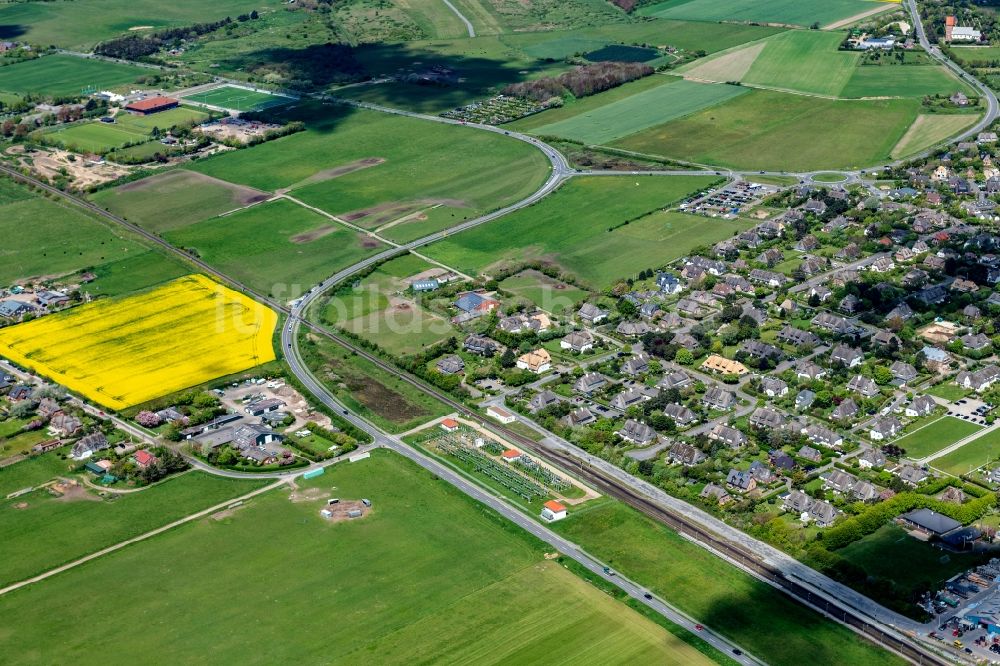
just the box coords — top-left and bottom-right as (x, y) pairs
(0, 274), (277, 410)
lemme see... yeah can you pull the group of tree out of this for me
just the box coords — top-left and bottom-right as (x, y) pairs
(95, 16), (250, 59)
(503, 62), (654, 103)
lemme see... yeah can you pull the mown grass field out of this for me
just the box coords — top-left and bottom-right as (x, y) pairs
(555, 499), (905, 666)
(0, 55), (145, 96)
(0, 0), (281, 49)
(842, 63), (970, 98)
(637, 0), (889, 28)
(423, 176), (744, 289)
(896, 416), (982, 459)
(37, 121), (147, 154)
(182, 85), (291, 112)
(165, 198), (387, 297)
(838, 524), (988, 595)
(113, 106), (210, 132)
(0, 448), (76, 497)
(932, 429), (1000, 476)
(376, 203), (478, 244)
(0, 275), (277, 410)
(890, 113), (979, 159)
(300, 333), (451, 432)
(500, 269), (591, 315)
(188, 105), (549, 227)
(91, 169), (270, 232)
(614, 89), (918, 171)
(741, 30), (860, 97)
(0, 471), (267, 587)
(0, 452), (717, 665)
(529, 78), (749, 145)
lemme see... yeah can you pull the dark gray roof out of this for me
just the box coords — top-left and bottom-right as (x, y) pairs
(901, 508), (962, 536)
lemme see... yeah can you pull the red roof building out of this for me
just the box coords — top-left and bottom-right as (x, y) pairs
(125, 96), (179, 115)
(501, 448), (522, 461)
(439, 418), (460, 432)
(541, 500), (567, 522)
(134, 449), (158, 468)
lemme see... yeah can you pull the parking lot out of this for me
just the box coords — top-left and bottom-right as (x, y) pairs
(948, 397), (992, 426)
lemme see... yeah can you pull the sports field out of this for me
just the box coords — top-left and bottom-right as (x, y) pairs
(183, 85), (293, 112)
(637, 0), (891, 29)
(0, 471), (266, 587)
(113, 106), (209, 133)
(0, 55), (144, 97)
(91, 169), (270, 232)
(38, 121), (148, 153)
(896, 416), (982, 460)
(529, 78), (749, 145)
(0, 451), (719, 665)
(613, 89), (918, 171)
(931, 429), (1000, 476)
(165, 198), (387, 297)
(890, 113), (979, 159)
(0, 275), (277, 410)
(423, 176), (746, 289)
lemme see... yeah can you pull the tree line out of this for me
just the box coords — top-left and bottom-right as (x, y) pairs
(503, 62), (654, 103)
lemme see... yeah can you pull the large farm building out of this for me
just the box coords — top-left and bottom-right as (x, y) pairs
(125, 96), (179, 115)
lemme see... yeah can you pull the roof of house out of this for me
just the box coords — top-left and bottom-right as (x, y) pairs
(543, 500), (565, 512)
(441, 418), (459, 429)
(902, 508), (962, 535)
(125, 96), (178, 111)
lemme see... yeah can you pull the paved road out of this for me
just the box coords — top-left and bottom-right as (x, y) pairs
(441, 0), (475, 37)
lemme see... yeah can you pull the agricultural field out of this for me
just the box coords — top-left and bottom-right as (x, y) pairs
(69, 251), (192, 299)
(299, 332), (451, 432)
(890, 113), (980, 159)
(91, 170), (270, 233)
(321, 254), (459, 356)
(182, 85), (293, 112)
(499, 270), (591, 315)
(187, 105), (549, 226)
(636, 0), (893, 29)
(0, 275), (277, 410)
(422, 176), (748, 289)
(554, 499), (905, 666)
(0, 0), (282, 49)
(896, 416), (982, 460)
(837, 524), (988, 597)
(0, 451), (716, 665)
(842, 63), (971, 99)
(164, 198), (387, 297)
(613, 89), (918, 171)
(0, 55), (145, 97)
(0, 471), (267, 587)
(527, 78), (749, 145)
(375, 203), (479, 244)
(931, 429), (1000, 476)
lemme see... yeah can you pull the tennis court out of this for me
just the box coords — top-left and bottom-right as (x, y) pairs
(182, 86), (292, 112)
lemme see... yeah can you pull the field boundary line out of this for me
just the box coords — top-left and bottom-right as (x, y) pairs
(823, 3), (897, 30)
(0, 478), (287, 597)
(278, 194), (397, 244)
(919, 420), (1000, 465)
(442, 0), (476, 37)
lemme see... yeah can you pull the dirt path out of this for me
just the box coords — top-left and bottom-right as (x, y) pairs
(0, 479), (287, 597)
(824, 4), (897, 30)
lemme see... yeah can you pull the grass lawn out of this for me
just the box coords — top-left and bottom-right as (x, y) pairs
(37, 121), (148, 153)
(0, 55), (145, 96)
(299, 332), (452, 432)
(528, 77), (750, 145)
(188, 105), (549, 228)
(932, 428), (1000, 476)
(0, 429), (52, 461)
(838, 524), (988, 594)
(165, 198), (387, 298)
(926, 382), (971, 402)
(740, 30), (861, 97)
(73, 250), (192, 298)
(0, 0), (281, 49)
(0, 450), (720, 664)
(499, 269), (591, 315)
(637, 0), (889, 28)
(0, 471), (267, 587)
(0, 449), (77, 497)
(376, 203), (478, 244)
(113, 106), (210, 133)
(423, 175), (735, 289)
(896, 416), (982, 460)
(182, 85), (292, 112)
(842, 63), (971, 99)
(555, 499), (904, 666)
(890, 113), (980, 159)
(811, 172), (848, 183)
(91, 169), (270, 232)
(614, 89), (918, 171)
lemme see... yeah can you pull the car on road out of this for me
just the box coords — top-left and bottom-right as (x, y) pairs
(695, 624), (703, 631)
(643, 592), (652, 600)
(732, 649), (742, 656)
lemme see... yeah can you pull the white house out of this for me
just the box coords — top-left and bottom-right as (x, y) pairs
(486, 405), (516, 424)
(540, 500), (567, 522)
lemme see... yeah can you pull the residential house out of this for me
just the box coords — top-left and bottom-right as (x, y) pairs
(134, 449), (158, 468)
(921, 346), (952, 372)
(663, 403), (697, 426)
(956, 365), (1000, 392)
(851, 480), (880, 502)
(709, 424), (747, 448)
(699, 483), (732, 506)
(811, 312), (851, 335)
(886, 303), (914, 321)
(830, 344), (864, 368)
(870, 416), (902, 440)
(564, 407), (596, 427)
(574, 372), (608, 394)
(702, 386), (736, 411)
(560, 330), (594, 353)
(847, 375), (880, 398)
(529, 390), (560, 413)
(831, 398), (859, 421)
(464, 334), (498, 356)
(578, 303), (609, 324)
(622, 353), (650, 376)
(809, 285), (833, 302)
(770, 449), (796, 472)
(796, 389), (816, 411)
(740, 340), (782, 361)
(894, 464), (929, 486)
(656, 272), (683, 295)
(905, 395), (937, 417)
(667, 442), (706, 467)
(617, 419), (657, 446)
(701, 355), (748, 376)
(749, 461), (775, 484)
(798, 445), (822, 463)
(748, 269), (786, 288)
(823, 469), (857, 494)
(961, 332), (991, 351)
(749, 407), (786, 430)
(890, 361), (918, 384)
(796, 361), (826, 382)
(71, 432), (109, 459)
(50, 412), (82, 436)
(516, 349), (551, 374)
(659, 371), (692, 390)
(808, 500), (839, 527)
(436, 355), (465, 375)
(783, 489), (814, 514)
(726, 469), (757, 493)
(761, 376), (788, 398)
(804, 424), (843, 448)
(616, 321), (651, 337)
(858, 448), (887, 469)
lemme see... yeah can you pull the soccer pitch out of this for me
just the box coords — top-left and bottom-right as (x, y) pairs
(183, 85), (292, 112)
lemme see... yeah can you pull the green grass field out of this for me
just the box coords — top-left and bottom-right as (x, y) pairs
(38, 121), (148, 153)
(740, 30), (860, 97)
(0, 0), (282, 49)
(0, 452), (719, 664)
(529, 77), (750, 145)
(926, 383), (971, 401)
(555, 499), (904, 666)
(74, 250), (193, 298)
(165, 198), (386, 297)
(0, 470), (267, 587)
(637, 0), (890, 28)
(842, 63), (970, 98)
(91, 169), (270, 232)
(376, 203), (478, 244)
(614, 89), (918, 171)
(0, 448), (78, 497)
(838, 524), (987, 595)
(188, 105), (549, 226)
(499, 269), (591, 315)
(896, 416), (982, 460)
(423, 176), (746, 289)
(183, 85), (292, 112)
(932, 428), (1000, 476)
(891, 113), (979, 159)
(113, 106), (210, 133)
(0, 55), (145, 96)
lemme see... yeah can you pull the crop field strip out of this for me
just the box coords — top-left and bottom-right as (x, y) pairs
(636, 0), (893, 29)
(0, 274), (277, 410)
